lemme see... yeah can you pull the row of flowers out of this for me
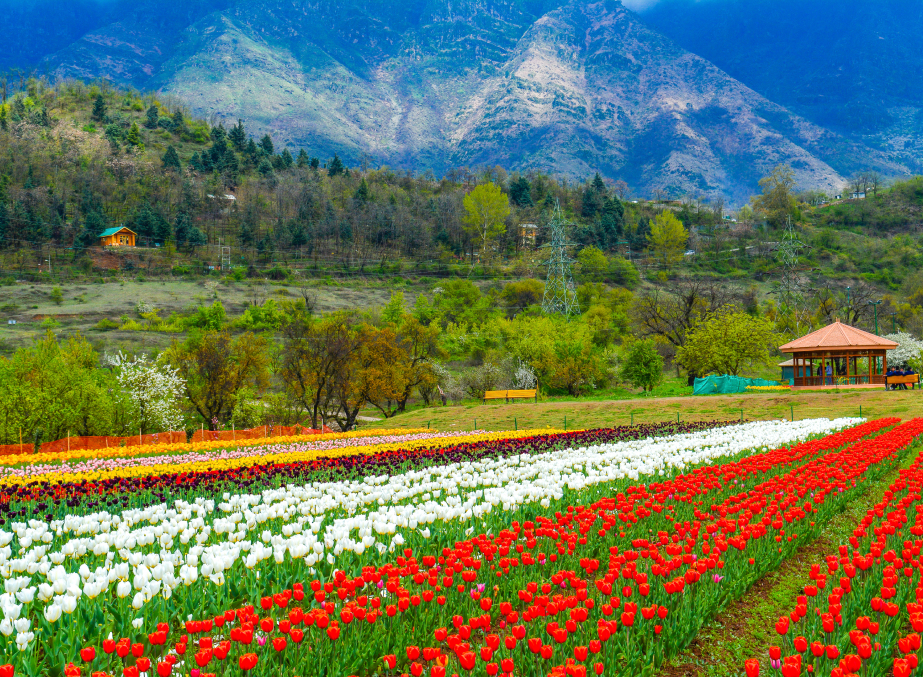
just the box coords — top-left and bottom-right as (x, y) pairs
(754, 418), (923, 677)
(0, 430), (558, 486)
(0, 418), (875, 675)
(0, 428), (428, 469)
(0, 422), (731, 509)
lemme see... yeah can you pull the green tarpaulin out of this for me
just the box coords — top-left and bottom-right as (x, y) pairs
(693, 374), (781, 395)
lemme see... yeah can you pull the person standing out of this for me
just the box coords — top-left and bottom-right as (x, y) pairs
(825, 363), (832, 385)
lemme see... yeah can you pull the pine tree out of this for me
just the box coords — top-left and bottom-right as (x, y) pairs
(258, 158), (274, 178)
(296, 149), (309, 168)
(259, 134), (274, 156)
(310, 157), (320, 170)
(354, 178), (370, 203)
(188, 152), (203, 172)
(328, 153), (344, 177)
(246, 138), (258, 160)
(145, 104), (159, 129)
(174, 211), (191, 244)
(126, 122), (143, 149)
(281, 148), (294, 169)
(228, 119), (246, 150)
(239, 205), (258, 246)
(92, 94), (107, 122)
(172, 109), (184, 130)
(39, 106), (50, 127)
(0, 106), (7, 131)
(162, 145), (181, 172)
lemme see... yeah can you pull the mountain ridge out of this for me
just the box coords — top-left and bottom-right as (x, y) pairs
(19, 0), (911, 199)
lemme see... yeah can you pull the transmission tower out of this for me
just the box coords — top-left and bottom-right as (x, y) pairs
(772, 216), (810, 331)
(541, 200), (579, 317)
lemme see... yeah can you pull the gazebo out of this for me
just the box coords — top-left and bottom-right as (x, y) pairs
(779, 321), (898, 390)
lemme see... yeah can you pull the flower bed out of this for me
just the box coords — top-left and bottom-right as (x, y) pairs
(0, 418), (895, 677)
(754, 418), (923, 677)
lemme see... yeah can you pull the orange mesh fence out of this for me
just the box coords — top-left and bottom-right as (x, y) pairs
(0, 424), (333, 457)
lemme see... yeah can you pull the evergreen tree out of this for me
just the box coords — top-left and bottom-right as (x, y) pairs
(0, 202), (8, 249)
(239, 205), (258, 247)
(162, 145), (181, 172)
(509, 176), (533, 207)
(145, 104), (159, 129)
(581, 173), (606, 218)
(289, 220), (307, 248)
(12, 98), (25, 122)
(257, 158), (274, 178)
(0, 107), (7, 131)
(259, 134), (274, 156)
(38, 106), (50, 127)
(281, 148), (294, 169)
(228, 119), (246, 150)
(186, 226), (207, 249)
(172, 109), (184, 130)
(328, 153), (344, 177)
(77, 210), (107, 250)
(92, 94), (106, 122)
(23, 166), (34, 190)
(354, 178), (371, 203)
(310, 157), (320, 170)
(126, 122), (143, 149)
(296, 149), (309, 168)
(174, 211), (191, 244)
(246, 138), (258, 160)
(188, 152), (204, 172)
(211, 123), (227, 144)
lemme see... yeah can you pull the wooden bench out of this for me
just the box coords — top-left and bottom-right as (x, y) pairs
(886, 374), (920, 390)
(483, 389), (538, 403)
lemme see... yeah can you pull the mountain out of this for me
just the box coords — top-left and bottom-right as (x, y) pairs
(21, 0), (912, 199)
(638, 0), (923, 173)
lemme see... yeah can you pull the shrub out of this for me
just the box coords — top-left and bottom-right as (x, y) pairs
(93, 318), (119, 331)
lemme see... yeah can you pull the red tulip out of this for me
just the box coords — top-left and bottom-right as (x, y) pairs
(272, 637), (287, 652)
(384, 655), (397, 670)
(156, 662), (172, 677)
(80, 648), (95, 662)
(459, 652), (476, 671)
(136, 658), (150, 673)
(327, 625), (341, 640)
(744, 659), (759, 677)
(238, 653), (258, 671)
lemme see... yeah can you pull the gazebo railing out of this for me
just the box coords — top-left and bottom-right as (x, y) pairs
(794, 374), (885, 387)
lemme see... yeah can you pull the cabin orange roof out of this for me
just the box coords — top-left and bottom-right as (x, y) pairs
(779, 321), (898, 353)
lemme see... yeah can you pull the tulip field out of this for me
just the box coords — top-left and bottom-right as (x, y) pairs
(1, 417), (922, 677)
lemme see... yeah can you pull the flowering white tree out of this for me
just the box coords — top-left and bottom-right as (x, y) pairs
(105, 352), (186, 433)
(884, 332), (923, 368)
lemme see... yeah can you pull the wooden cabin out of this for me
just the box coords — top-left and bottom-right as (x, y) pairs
(99, 226), (136, 247)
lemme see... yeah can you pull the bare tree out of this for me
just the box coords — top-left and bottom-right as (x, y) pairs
(632, 278), (738, 362)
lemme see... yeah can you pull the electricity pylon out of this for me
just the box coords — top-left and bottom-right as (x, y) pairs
(541, 200), (579, 317)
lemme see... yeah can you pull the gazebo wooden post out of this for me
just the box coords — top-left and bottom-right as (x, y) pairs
(846, 352), (851, 385)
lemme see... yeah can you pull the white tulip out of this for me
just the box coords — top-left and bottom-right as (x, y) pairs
(43, 603), (62, 623)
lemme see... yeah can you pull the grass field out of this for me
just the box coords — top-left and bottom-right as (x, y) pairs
(367, 388), (923, 431)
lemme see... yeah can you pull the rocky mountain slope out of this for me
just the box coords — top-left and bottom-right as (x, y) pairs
(31, 0), (910, 199)
(640, 0), (923, 174)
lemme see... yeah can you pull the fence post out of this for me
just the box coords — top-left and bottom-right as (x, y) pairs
(630, 413), (633, 426)
(791, 405), (794, 422)
(564, 415), (567, 432)
(474, 418), (477, 431)
(740, 408), (743, 422)
(515, 417), (517, 431)
(67, 432), (70, 453)
(677, 412), (680, 423)
(19, 428), (22, 455)
(860, 405), (862, 418)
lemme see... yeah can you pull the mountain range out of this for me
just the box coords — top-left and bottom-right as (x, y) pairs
(4, 0), (918, 201)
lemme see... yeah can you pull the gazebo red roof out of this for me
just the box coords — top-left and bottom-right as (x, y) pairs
(779, 321), (898, 353)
